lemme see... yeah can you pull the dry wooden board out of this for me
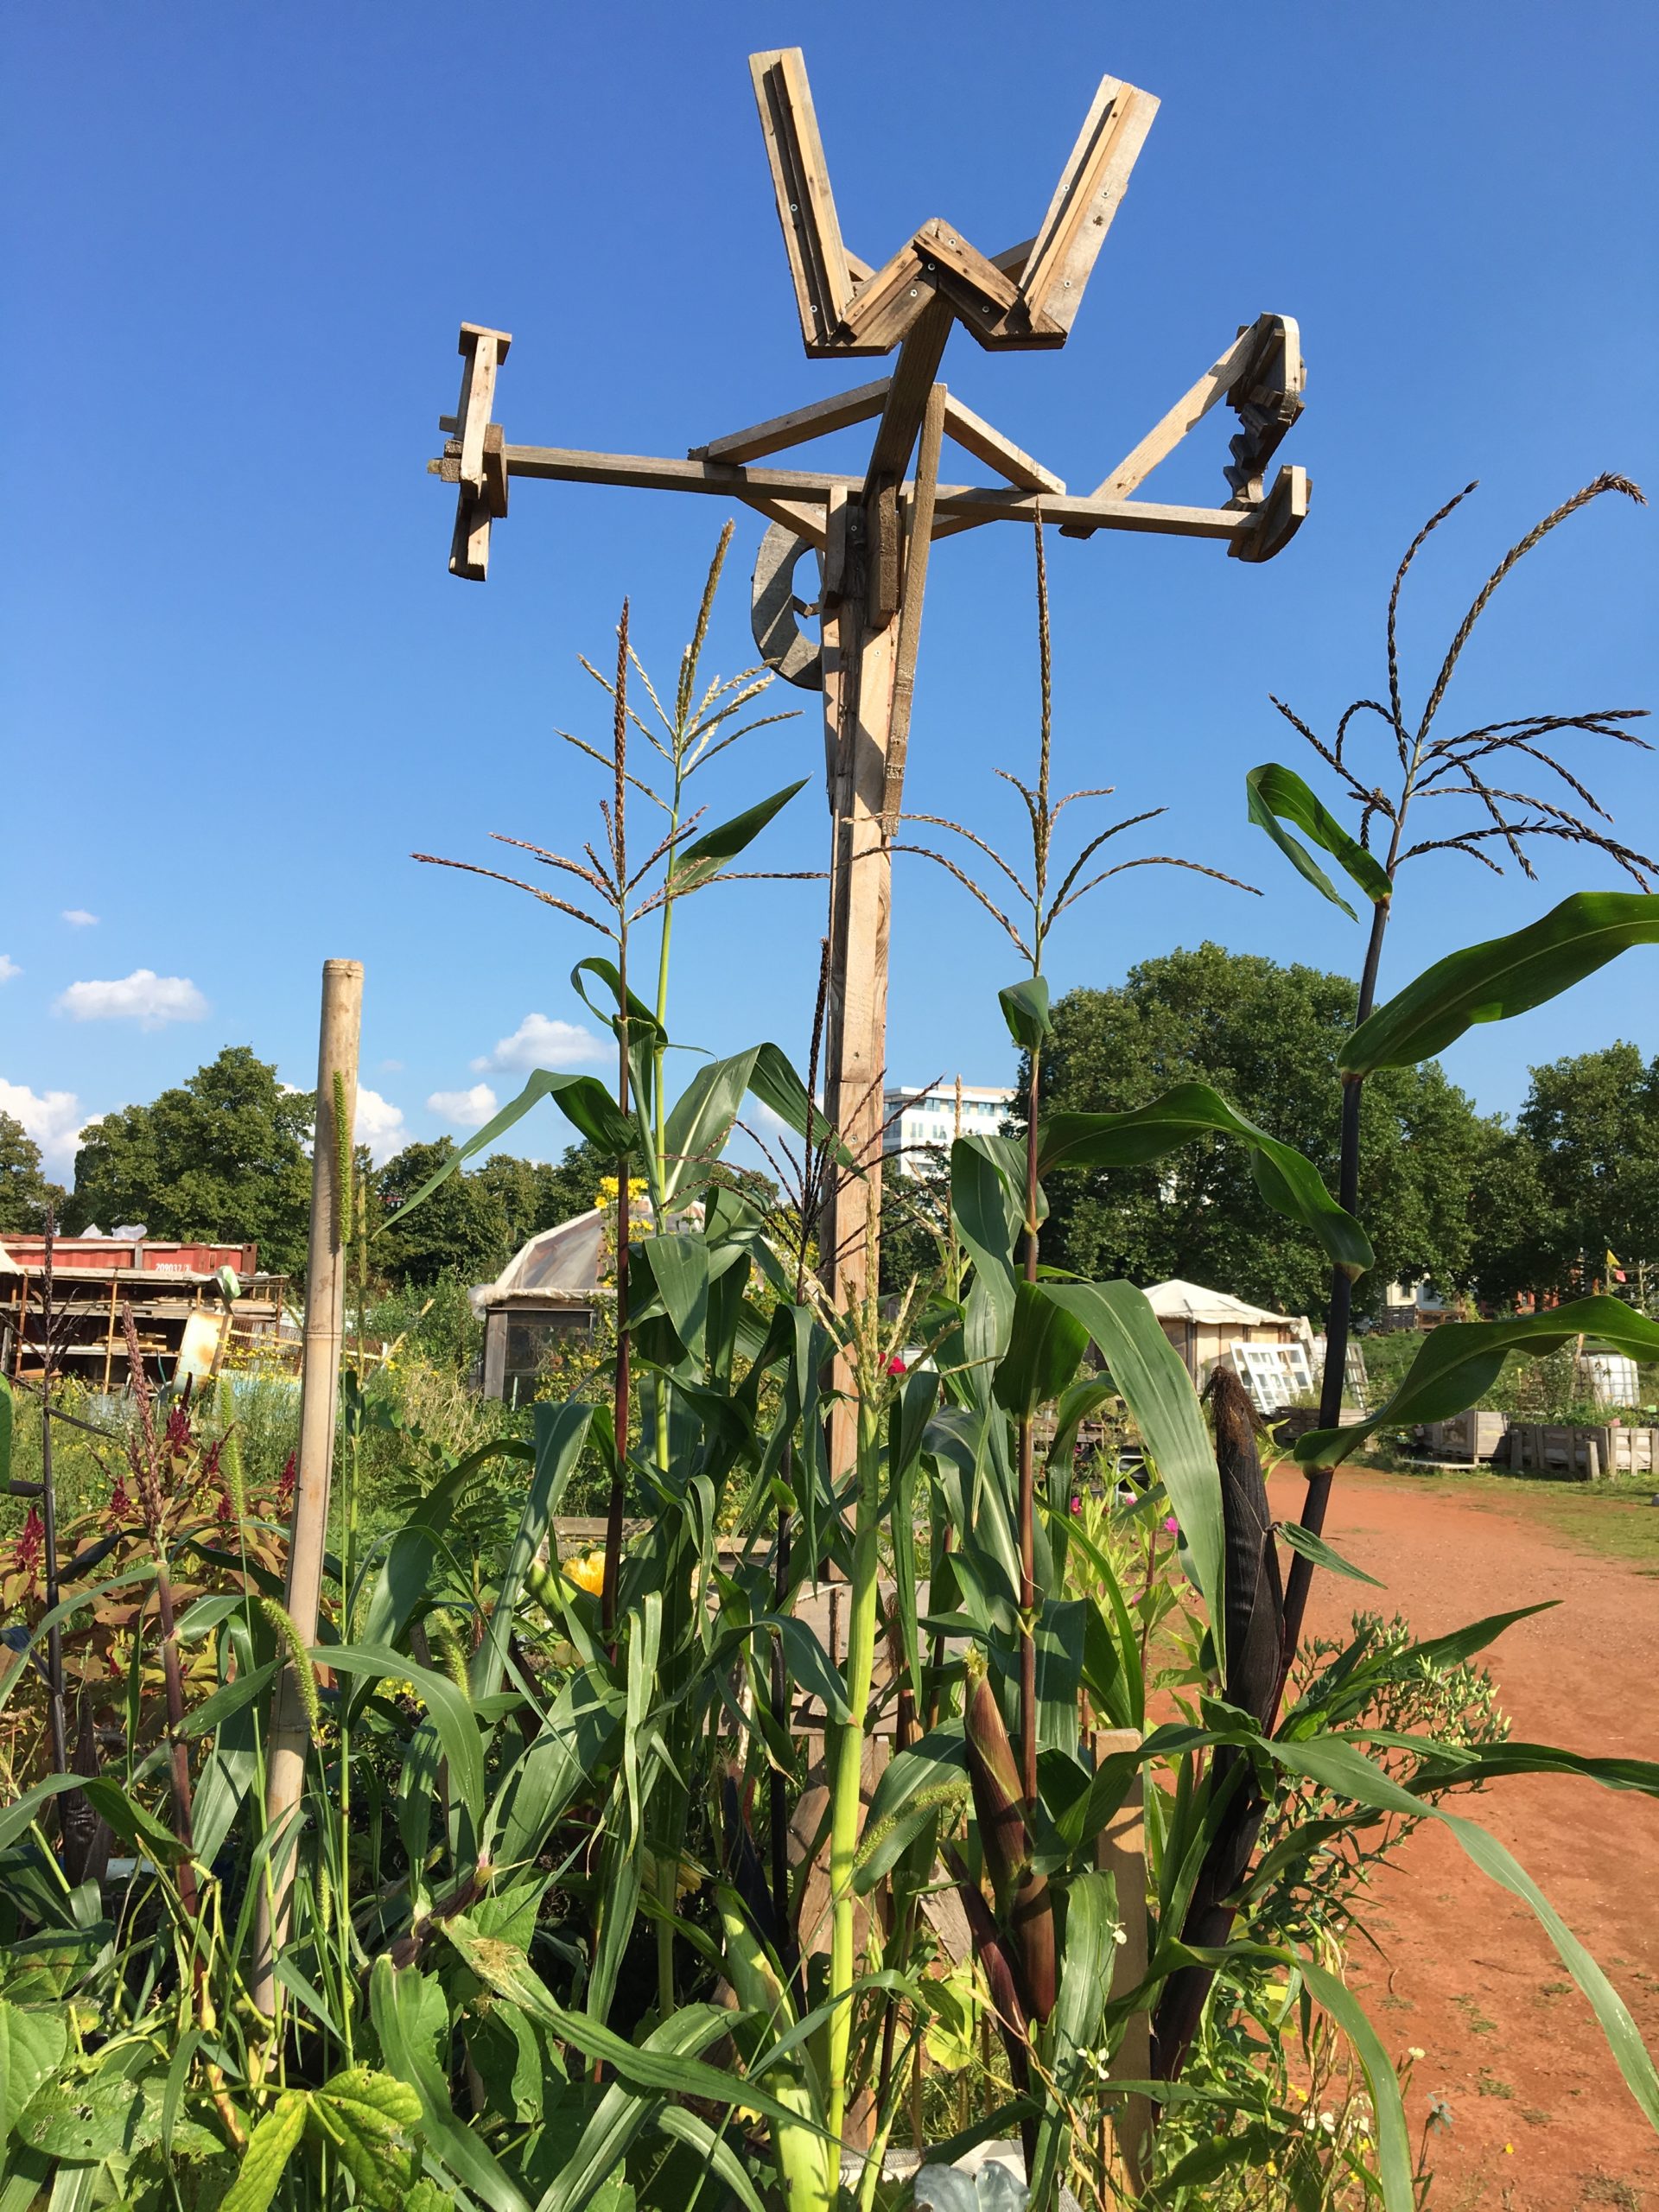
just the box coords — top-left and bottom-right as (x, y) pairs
(696, 376), (893, 464)
(750, 48), (855, 350)
(1019, 77), (1159, 336)
(940, 392), (1065, 493)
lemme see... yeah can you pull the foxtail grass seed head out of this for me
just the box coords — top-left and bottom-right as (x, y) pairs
(430, 1614), (474, 1697)
(259, 1597), (322, 1739)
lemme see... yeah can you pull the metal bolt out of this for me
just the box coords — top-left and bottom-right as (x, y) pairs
(789, 202), (798, 213)
(909, 286), (918, 297)
(1063, 279), (1072, 289)
(925, 260), (936, 271)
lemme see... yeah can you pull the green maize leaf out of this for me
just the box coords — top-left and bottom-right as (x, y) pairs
(0, 2000), (67, 2145)
(219, 2094), (309, 2212)
(531, 2012), (743, 2212)
(1246, 762), (1392, 918)
(0, 1776), (93, 1853)
(668, 779), (808, 887)
(1342, 890), (1659, 1076)
(370, 1959), (532, 2212)
(652, 2107), (768, 2212)
(1405, 1742), (1659, 1796)
(324, 1645), (485, 1834)
(472, 1401), (595, 1698)
(1274, 1521), (1384, 1587)
(1258, 1732), (1659, 2132)
(630, 1232), (712, 1362)
(79, 1777), (191, 1864)
(855, 1726), (969, 1894)
(1028, 1870), (1117, 2211)
(998, 976), (1052, 1052)
(308, 2068), (423, 2209)
(570, 957), (666, 1045)
(1294, 1297), (1659, 1466)
(1040, 1283), (1225, 1669)
(994, 1281), (1090, 1417)
(359, 1440), (531, 1657)
(442, 1913), (830, 2141)
(381, 1072), (636, 1239)
(1297, 1959), (1414, 2209)
(1038, 1084), (1372, 1279)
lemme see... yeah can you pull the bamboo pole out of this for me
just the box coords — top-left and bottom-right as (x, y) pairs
(251, 958), (361, 2018)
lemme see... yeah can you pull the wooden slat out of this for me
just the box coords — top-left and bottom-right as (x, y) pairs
(1019, 77), (1160, 336)
(1228, 461), (1311, 564)
(882, 381), (946, 824)
(840, 242), (935, 353)
(696, 376), (891, 465)
(941, 392), (1065, 493)
(1081, 321), (1263, 507)
(749, 48), (855, 351)
(730, 487), (828, 547)
(454, 323), (511, 496)
(863, 298), (955, 492)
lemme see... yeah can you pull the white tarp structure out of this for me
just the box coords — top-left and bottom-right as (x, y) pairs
(1139, 1278), (1314, 1405)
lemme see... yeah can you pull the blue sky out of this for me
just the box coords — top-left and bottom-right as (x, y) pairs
(3, 3), (1656, 1182)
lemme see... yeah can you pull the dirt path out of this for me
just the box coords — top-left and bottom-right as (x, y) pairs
(1265, 1465), (1659, 2210)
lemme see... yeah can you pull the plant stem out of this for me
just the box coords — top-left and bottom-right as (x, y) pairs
(37, 1211), (69, 1784)
(826, 1390), (881, 2145)
(1280, 887), (1392, 1666)
(1018, 1041), (1042, 1806)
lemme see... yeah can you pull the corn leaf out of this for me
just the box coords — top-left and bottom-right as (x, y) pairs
(1038, 1086), (1372, 1280)
(1294, 1297), (1659, 1466)
(1342, 889), (1659, 1076)
(1246, 762), (1391, 918)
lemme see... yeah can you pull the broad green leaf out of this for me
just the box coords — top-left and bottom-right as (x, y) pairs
(570, 956), (665, 1046)
(0, 2001), (67, 2145)
(1294, 1297), (1659, 1466)
(1274, 1522), (1384, 1587)
(669, 779), (807, 887)
(998, 976), (1052, 1052)
(17, 2075), (151, 2164)
(653, 2107), (768, 2212)
(486, 1668), (624, 1870)
(324, 1645), (485, 1836)
(630, 1232), (712, 1363)
(0, 1776), (88, 1853)
(854, 1726), (969, 1894)
(1246, 762), (1391, 918)
(308, 2069), (423, 2209)
(993, 1281), (1089, 1417)
(1406, 1742), (1659, 1796)
(219, 2094), (308, 2212)
(381, 1071), (636, 1238)
(1040, 1283), (1225, 1668)
(79, 1777), (190, 1864)
(370, 1959), (532, 2212)
(1342, 890), (1659, 1076)
(0, 1567), (159, 1726)
(359, 1440), (532, 1656)
(1037, 1085), (1372, 1280)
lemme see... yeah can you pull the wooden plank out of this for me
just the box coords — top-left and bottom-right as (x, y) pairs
(1019, 78), (1159, 336)
(1075, 320), (1264, 512)
(1228, 461), (1311, 564)
(729, 488), (828, 548)
(882, 380), (946, 827)
(696, 377), (891, 465)
(941, 393), (1065, 493)
(863, 299), (953, 624)
(454, 323), (511, 497)
(841, 243), (935, 353)
(749, 49), (855, 350)
(1093, 1726), (1151, 2192)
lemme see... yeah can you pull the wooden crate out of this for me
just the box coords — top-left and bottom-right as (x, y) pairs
(1505, 1424), (1604, 1480)
(1600, 1425), (1659, 1476)
(1421, 1408), (1510, 1463)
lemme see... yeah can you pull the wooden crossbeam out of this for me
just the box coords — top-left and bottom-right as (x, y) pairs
(694, 377), (892, 465)
(1084, 323), (1264, 506)
(448, 323), (512, 580)
(940, 393), (1064, 493)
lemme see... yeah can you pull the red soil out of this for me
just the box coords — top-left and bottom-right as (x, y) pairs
(1265, 1465), (1659, 2210)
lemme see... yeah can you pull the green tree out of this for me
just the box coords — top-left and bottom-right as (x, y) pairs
(1505, 1043), (1658, 1298)
(65, 1047), (314, 1274)
(376, 1139), (512, 1287)
(1031, 944), (1493, 1319)
(0, 1113), (65, 1233)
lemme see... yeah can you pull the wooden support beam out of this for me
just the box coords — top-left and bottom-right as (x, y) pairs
(750, 48), (856, 352)
(1230, 461), (1311, 563)
(448, 322), (512, 581)
(882, 382), (946, 827)
(940, 393), (1065, 493)
(695, 377), (892, 465)
(862, 300), (954, 622)
(839, 243), (935, 354)
(1078, 321), (1262, 508)
(1019, 77), (1159, 336)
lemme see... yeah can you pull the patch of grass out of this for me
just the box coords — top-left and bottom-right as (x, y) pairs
(1581, 2172), (1643, 2210)
(1476, 2069), (1515, 2098)
(1449, 1993), (1497, 2035)
(1521, 2106), (1551, 2126)
(1539, 1980), (1574, 1999)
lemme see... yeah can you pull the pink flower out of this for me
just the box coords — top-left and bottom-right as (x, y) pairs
(1163, 1516), (1179, 1535)
(1069, 1495), (1082, 1515)
(886, 1355), (907, 1376)
(15, 1505), (44, 1577)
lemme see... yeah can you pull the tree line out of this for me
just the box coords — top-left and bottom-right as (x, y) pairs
(3, 946), (1655, 1313)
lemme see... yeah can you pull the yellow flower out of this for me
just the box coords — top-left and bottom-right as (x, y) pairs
(563, 1549), (607, 1597)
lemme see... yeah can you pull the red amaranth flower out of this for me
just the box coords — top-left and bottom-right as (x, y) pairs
(106, 1474), (134, 1527)
(165, 1403), (193, 1455)
(276, 1452), (297, 1510)
(886, 1355), (907, 1376)
(15, 1505), (44, 1578)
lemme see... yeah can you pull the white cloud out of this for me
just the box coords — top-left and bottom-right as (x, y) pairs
(428, 1083), (498, 1129)
(471, 1013), (605, 1074)
(62, 910), (99, 928)
(0, 1078), (90, 1174)
(353, 1085), (409, 1164)
(56, 969), (208, 1030)
(0, 956), (19, 983)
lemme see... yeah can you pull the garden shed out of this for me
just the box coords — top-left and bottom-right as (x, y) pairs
(1141, 1278), (1314, 1399)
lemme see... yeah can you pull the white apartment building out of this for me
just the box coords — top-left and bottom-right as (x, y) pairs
(882, 1081), (1017, 1176)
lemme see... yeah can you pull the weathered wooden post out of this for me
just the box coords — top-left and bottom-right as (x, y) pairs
(251, 957), (361, 2018)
